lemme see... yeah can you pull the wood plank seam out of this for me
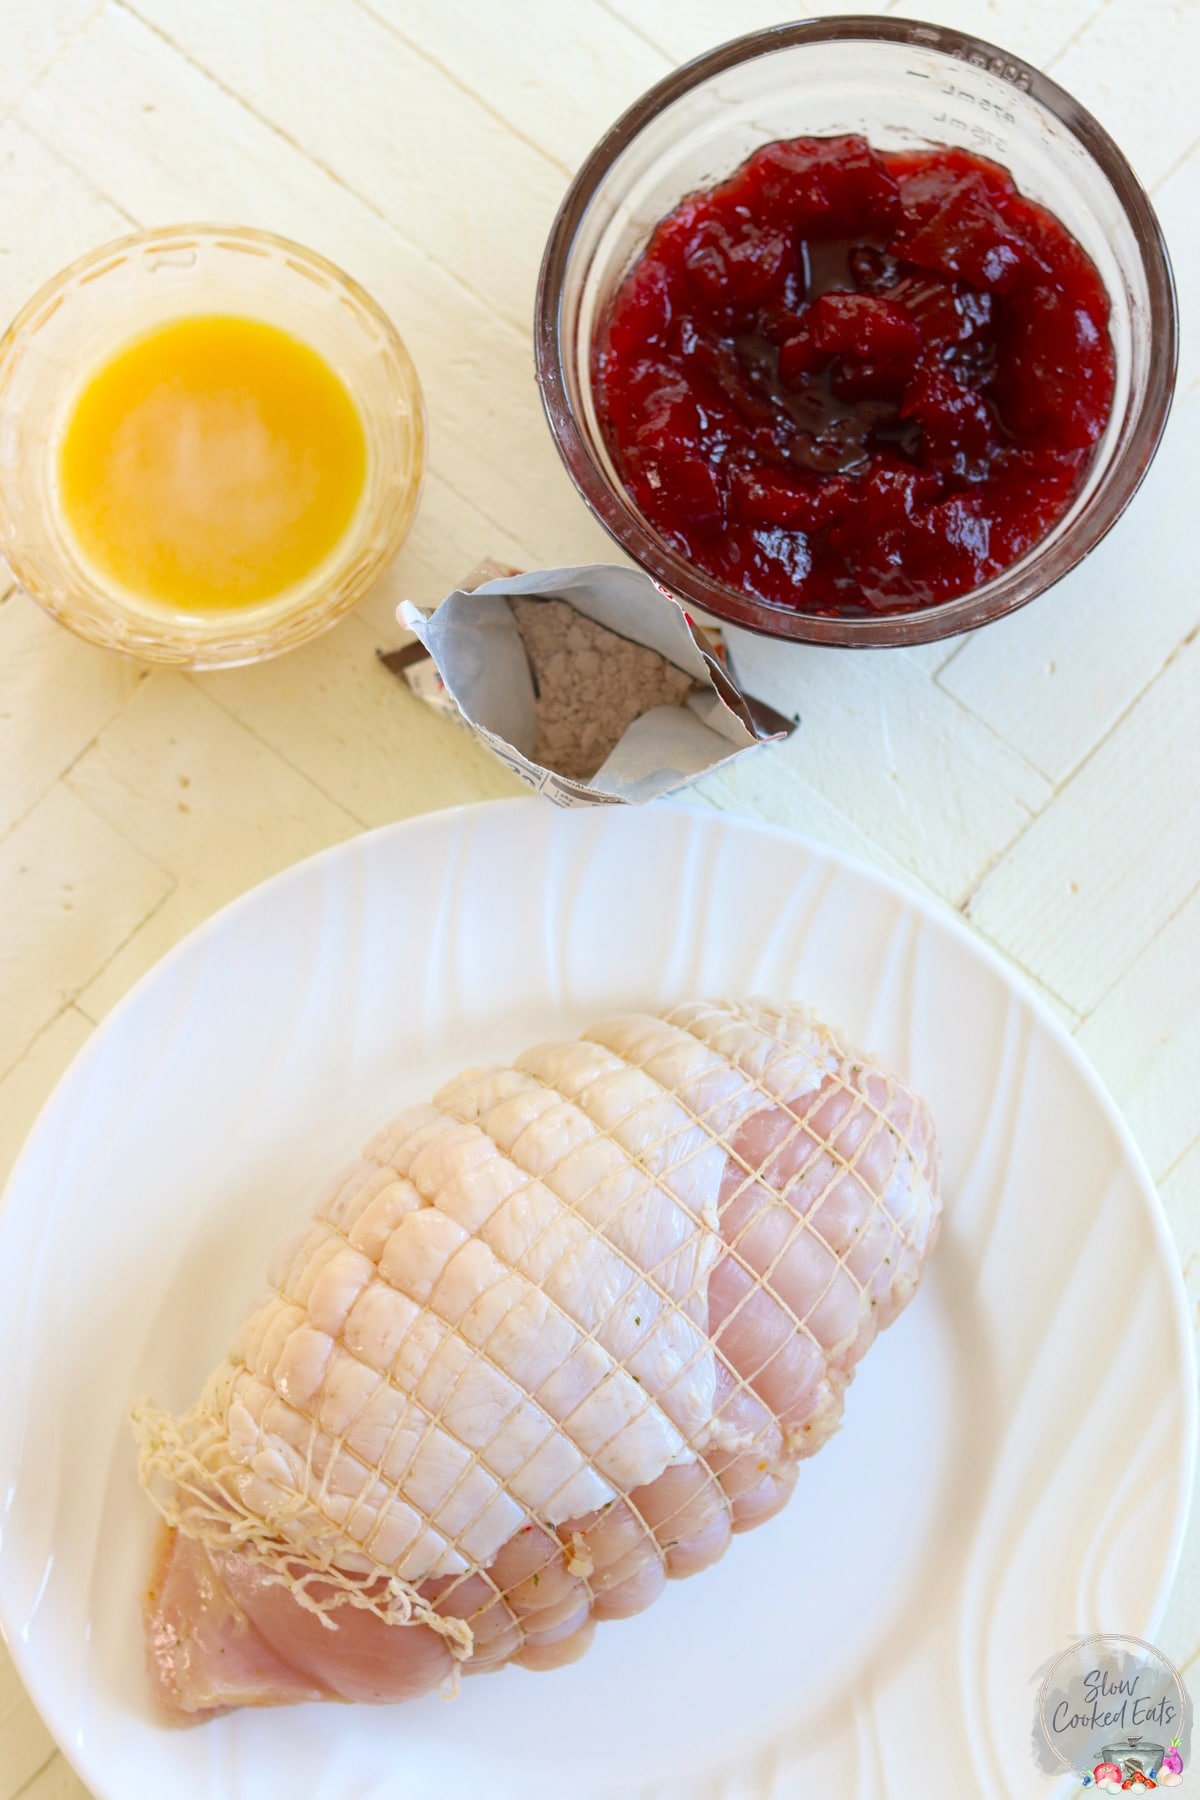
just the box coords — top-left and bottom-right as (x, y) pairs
(594, 0), (908, 67)
(971, 864), (1200, 1025)
(0, 0), (105, 133)
(0, 865), (178, 1082)
(932, 611), (1200, 789)
(952, 613), (1200, 946)
(14, 114), (141, 231)
(1041, 0), (1113, 70)
(592, 0), (681, 62)
(954, 813), (1200, 1021)
(181, 669), (383, 833)
(928, 638), (968, 691)
(934, 688), (1053, 806)
(67, 887), (181, 1028)
(352, 0), (577, 179)
(414, 466), (545, 582)
(1158, 1127), (1200, 1189)
(11, 1748), (58, 1800)
(903, 639), (964, 678)
(1151, 129), (1200, 194)
(0, 664), (153, 856)
(111, 0), (548, 344)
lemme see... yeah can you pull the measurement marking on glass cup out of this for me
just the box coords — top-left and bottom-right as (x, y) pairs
(938, 82), (1016, 125)
(965, 51), (1031, 92)
(932, 111), (1009, 156)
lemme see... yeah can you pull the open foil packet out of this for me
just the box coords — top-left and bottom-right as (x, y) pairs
(388, 562), (794, 807)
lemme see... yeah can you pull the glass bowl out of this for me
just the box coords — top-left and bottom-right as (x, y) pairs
(0, 225), (425, 668)
(535, 17), (1177, 647)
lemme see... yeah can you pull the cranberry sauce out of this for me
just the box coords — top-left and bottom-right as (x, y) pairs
(594, 137), (1114, 616)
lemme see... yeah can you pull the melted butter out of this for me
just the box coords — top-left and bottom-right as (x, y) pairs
(58, 314), (367, 610)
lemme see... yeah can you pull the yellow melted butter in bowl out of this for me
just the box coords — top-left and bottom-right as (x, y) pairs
(0, 225), (424, 666)
(58, 315), (369, 613)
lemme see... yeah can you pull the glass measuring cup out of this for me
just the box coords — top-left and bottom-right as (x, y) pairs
(535, 17), (1177, 646)
(0, 226), (425, 668)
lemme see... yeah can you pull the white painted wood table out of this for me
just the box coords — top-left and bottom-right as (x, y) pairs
(0, 1), (1196, 1794)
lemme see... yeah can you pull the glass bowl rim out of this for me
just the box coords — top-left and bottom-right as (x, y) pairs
(0, 221), (427, 668)
(534, 14), (1179, 647)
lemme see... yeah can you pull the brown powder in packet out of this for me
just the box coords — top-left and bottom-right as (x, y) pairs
(390, 563), (794, 807)
(508, 596), (697, 780)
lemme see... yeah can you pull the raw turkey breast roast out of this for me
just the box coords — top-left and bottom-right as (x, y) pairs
(134, 997), (941, 1718)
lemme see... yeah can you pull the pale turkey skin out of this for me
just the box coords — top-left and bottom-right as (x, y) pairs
(140, 1000), (940, 1718)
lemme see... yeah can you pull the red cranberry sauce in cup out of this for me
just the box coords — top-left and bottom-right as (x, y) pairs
(593, 135), (1115, 617)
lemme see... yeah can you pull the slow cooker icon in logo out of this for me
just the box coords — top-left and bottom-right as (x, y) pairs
(1031, 1634), (1192, 1789)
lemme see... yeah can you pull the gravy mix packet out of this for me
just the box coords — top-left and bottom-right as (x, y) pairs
(387, 562), (795, 807)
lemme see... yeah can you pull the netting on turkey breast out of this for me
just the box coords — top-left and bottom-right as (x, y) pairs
(134, 998), (939, 1667)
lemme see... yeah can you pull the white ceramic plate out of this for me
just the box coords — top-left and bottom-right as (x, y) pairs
(0, 800), (1193, 1800)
